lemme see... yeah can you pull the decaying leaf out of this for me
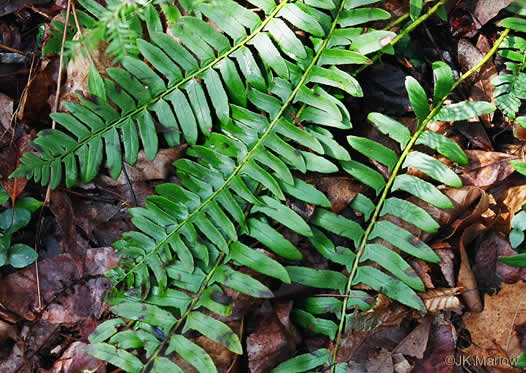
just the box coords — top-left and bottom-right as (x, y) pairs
(100, 146), (187, 186)
(463, 282), (526, 373)
(393, 317), (432, 359)
(457, 222), (487, 312)
(247, 302), (300, 373)
(413, 322), (456, 373)
(461, 150), (518, 187)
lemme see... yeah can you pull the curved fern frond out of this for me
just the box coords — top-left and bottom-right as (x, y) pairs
(73, 0), (397, 371)
(17, 0), (383, 189)
(274, 51), (502, 371)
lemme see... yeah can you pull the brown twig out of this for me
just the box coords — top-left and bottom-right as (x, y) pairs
(34, 0), (73, 314)
(0, 44), (26, 56)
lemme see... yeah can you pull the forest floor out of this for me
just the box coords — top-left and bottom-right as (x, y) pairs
(0, 0), (526, 372)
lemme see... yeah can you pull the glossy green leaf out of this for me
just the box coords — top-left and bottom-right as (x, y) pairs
(311, 208), (364, 246)
(415, 130), (468, 165)
(8, 244), (37, 268)
(111, 302), (176, 334)
(308, 65), (363, 96)
(88, 63), (106, 100)
(409, 0), (423, 20)
(272, 348), (329, 373)
(348, 135), (398, 172)
(369, 220), (440, 263)
(361, 244), (425, 291)
(499, 253), (526, 268)
(184, 311), (242, 354)
(405, 76), (429, 124)
(403, 151), (462, 187)
(500, 17), (526, 32)
(167, 335), (217, 373)
(435, 101), (496, 122)
(252, 196), (312, 236)
(230, 241), (290, 283)
(339, 8), (391, 27)
(85, 343), (144, 372)
(286, 266), (347, 292)
(367, 112), (411, 148)
(341, 160), (386, 195)
(292, 309), (338, 339)
(248, 218), (303, 260)
(212, 264), (273, 298)
(392, 174), (454, 209)
(380, 197), (439, 233)
(353, 266), (425, 311)
(432, 61), (454, 105)
(89, 319), (125, 343)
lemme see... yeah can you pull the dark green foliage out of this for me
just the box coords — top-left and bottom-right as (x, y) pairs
(0, 187), (41, 268)
(12, 0), (495, 371)
(491, 17), (526, 119)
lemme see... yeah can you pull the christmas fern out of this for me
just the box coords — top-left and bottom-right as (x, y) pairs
(11, 0), (508, 371)
(493, 13), (526, 176)
(275, 55), (500, 371)
(491, 16), (526, 120)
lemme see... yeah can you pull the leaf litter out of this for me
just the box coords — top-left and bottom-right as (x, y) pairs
(1, 0), (526, 372)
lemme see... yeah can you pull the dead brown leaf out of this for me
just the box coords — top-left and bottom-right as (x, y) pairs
(100, 146), (187, 186)
(0, 132), (31, 202)
(311, 176), (366, 213)
(491, 175), (526, 235)
(435, 249), (456, 288)
(421, 288), (462, 313)
(18, 58), (59, 123)
(463, 282), (526, 373)
(46, 341), (105, 373)
(413, 322), (456, 373)
(57, 34), (113, 109)
(473, 0), (513, 27)
(474, 231), (526, 291)
(454, 121), (492, 150)
(0, 92), (13, 130)
(461, 150), (518, 187)
(393, 317), (432, 359)
(458, 223), (486, 312)
(248, 302), (300, 373)
(0, 248), (116, 321)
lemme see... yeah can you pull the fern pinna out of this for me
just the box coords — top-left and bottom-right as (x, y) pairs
(11, 0), (503, 371)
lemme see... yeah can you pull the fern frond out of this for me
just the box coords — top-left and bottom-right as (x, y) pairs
(62, 0), (399, 371)
(15, 0), (389, 189)
(275, 53), (501, 371)
(491, 17), (526, 119)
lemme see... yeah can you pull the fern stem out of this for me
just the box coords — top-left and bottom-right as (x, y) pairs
(353, 0), (447, 76)
(330, 27), (510, 370)
(34, 0), (290, 171)
(384, 13), (409, 31)
(141, 252), (226, 372)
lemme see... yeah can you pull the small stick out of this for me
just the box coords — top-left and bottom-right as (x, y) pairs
(0, 44), (26, 56)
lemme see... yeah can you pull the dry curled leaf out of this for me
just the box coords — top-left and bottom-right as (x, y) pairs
(421, 288), (462, 313)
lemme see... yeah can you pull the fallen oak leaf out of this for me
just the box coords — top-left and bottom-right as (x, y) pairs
(462, 282), (526, 373)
